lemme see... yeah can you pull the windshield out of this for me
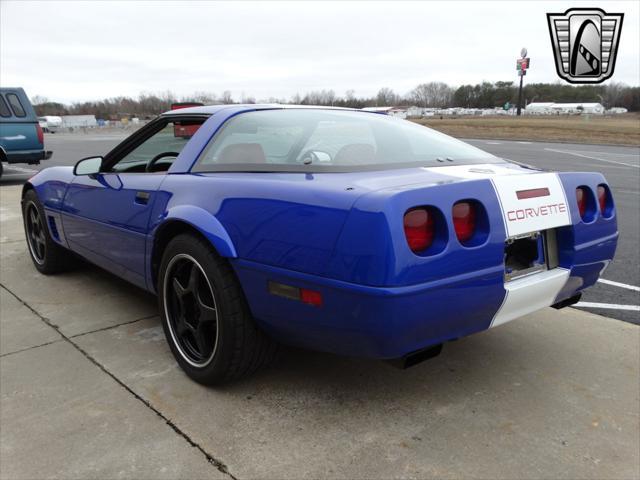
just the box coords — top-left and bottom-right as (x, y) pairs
(193, 109), (499, 173)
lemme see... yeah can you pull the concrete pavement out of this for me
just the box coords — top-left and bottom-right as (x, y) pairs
(1, 183), (639, 479)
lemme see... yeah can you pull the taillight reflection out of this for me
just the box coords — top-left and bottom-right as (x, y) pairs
(404, 208), (435, 252)
(597, 185), (607, 214)
(575, 187), (588, 218)
(452, 201), (476, 243)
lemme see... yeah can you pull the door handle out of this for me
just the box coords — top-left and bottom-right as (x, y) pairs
(135, 191), (150, 205)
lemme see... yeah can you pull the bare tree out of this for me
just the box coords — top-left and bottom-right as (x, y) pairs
(602, 82), (626, 108)
(221, 91), (234, 104)
(376, 87), (398, 106)
(188, 91), (218, 105)
(30, 95), (49, 106)
(410, 82), (453, 108)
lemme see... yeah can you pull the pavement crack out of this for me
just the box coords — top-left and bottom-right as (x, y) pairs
(0, 282), (238, 480)
(0, 338), (64, 358)
(69, 314), (158, 339)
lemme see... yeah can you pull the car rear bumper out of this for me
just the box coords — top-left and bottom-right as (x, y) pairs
(231, 243), (612, 360)
(4, 150), (51, 164)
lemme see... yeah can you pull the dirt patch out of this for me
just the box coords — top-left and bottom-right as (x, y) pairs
(412, 113), (640, 146)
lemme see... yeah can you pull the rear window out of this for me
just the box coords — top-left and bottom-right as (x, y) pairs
(0, 96), (11, 118)
(194, 109), (498, 173)
(6, 93), (26, 117)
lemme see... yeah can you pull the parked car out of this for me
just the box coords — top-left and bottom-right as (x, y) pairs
(0, 88), (52, 177)
(21, 105), (617, 384)
(38, 115), (62, 133)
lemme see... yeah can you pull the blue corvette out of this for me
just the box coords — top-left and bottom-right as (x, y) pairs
(22, 105), (617, 384)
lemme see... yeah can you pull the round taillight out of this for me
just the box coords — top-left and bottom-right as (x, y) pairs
(404, 208), (435, 252)
(452, 201), (477, 243)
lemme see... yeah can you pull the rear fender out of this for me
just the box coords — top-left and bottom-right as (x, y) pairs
(147, 205), (237, 291)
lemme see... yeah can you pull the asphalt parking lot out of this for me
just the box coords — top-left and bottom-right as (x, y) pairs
(1, 133), (639, 479)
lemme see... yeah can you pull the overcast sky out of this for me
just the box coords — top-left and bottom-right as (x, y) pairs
(1, 1), (638, 104)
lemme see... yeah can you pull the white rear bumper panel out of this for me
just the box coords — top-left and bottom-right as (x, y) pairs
(490, 268), (570, 328)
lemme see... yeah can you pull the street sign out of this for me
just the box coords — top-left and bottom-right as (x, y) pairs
(517, 58), (530, 70)
(518, 69), (527, 76)
(521, 47), (528, 58)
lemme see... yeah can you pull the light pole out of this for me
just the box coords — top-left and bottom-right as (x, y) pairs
(516, 48), (529, 116)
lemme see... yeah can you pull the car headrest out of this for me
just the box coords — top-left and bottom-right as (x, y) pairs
(333, 143), (376, 165)
(218, 143), (266, 164)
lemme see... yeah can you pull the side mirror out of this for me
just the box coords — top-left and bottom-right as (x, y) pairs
(73, 156), (103, 176)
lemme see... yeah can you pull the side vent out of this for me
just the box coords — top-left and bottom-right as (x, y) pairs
(47, 216), (60, 241)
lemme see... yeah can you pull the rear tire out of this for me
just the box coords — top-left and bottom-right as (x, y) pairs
(158, 233), (277, 385)
(22, 189), (73, 274)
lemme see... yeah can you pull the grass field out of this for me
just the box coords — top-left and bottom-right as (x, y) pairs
(412, 113), (640, 146)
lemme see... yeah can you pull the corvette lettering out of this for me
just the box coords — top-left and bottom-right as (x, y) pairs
(507, 203), (567, 222)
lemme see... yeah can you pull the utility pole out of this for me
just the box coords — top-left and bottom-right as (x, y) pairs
(516, 47), (530, 116)
(517, 73), (524, 116)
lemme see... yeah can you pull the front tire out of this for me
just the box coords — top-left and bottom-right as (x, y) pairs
(158, 233), (277, 385)
(22, 189), (72, 274)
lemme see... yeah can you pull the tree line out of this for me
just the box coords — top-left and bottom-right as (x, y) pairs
(32, 81), (640, 118)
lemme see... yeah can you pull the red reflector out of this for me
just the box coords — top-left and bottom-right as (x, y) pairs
(300, 289), (323, 307)
(576, 187), (587, 217)
(516, 187), (550, 200)
(597, 185), (607, 213)
(452, 201), (476, 243)
(36, 124), (44, 144)
(404, 208), (434, 252)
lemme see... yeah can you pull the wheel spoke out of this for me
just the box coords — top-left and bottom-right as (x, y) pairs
(172, 277), (187, 298)
(195, 323), (213, 356)
(187, 264), (199, 292)
(197, 296), (217, 323)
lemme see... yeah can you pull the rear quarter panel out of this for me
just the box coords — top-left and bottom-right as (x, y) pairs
(151, 172), (362, 275)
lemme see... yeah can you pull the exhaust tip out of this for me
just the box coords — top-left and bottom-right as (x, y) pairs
(387, 343), (443, 370)
(551, 293), (582, 310)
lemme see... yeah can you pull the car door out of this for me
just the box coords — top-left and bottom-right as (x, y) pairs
(62, 117), (203, 288)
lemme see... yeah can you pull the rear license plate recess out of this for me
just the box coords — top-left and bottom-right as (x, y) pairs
(504, 230), (557, 281)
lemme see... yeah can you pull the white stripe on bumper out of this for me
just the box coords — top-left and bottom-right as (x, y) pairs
(491, 268), (570, 328)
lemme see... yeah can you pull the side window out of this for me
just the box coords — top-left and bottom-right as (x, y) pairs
(6, 94), (26, 117)
(0, 96), (12, 118)
(111, 119), (203, 173)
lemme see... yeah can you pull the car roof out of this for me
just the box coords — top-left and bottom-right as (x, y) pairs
(161, 104), (362, 116)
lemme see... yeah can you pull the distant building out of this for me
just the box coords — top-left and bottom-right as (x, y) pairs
(61, 114), (98, 128)
(525, 102), (605, 115)
(362, 106), (408, 119)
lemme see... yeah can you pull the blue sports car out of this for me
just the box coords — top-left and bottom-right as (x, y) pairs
(22, 105), (618, 384)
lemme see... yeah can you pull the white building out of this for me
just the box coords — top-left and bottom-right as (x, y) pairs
(525, 102), (605, 115)
(362, 106), (408, 119)
(524, 102), (555, 114)
(61, 115), (98, 128)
